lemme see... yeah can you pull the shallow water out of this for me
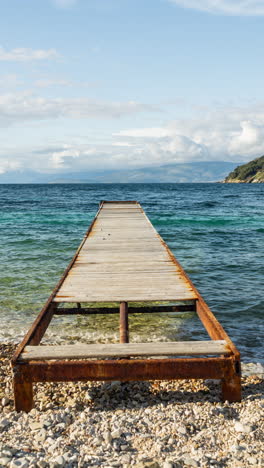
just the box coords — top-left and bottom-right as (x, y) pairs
(0, 183), (263, 363)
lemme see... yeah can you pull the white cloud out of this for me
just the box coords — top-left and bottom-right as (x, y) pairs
(0, 159), (21, 175)
(0, 47), (59, 62)
(229, 120), (264, 155)
(51, 146), (81, 168)
(34, 79), (72, 88)
(169, 0), (264, 16)
(115, 127), (169, 138)
(114, 104), (264, 164)
(1, 103), (264, 176)
(0, 74), (22, 88)
(0, 92), (157, 126)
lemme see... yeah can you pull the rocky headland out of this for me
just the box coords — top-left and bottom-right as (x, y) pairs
(224, 155), (264, 183)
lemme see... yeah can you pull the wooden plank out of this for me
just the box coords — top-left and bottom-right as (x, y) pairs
(20, 340), (229, 361)
(57, 284), (195, 292)
(58, 276), (193, 284)
(53, 295), (197, 302)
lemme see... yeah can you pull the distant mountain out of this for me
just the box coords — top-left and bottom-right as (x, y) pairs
(0, 161), (238, 184)
(224, 156), (264, 183)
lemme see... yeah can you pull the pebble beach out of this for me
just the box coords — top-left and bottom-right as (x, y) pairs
(0, 344), (263, 468)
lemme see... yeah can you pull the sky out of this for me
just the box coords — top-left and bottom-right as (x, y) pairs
(1, 0), (264, 178)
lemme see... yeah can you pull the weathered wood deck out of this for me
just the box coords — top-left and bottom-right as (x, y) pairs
(54, 201), (197, 303)
(12, 201), (241, 411)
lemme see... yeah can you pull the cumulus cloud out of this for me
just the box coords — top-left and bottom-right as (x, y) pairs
(0, 92), (157, 126)
(51, 147), (81, 168)
(0, 47), (59, 62)
(229, 120), (264, 155)
(1, 103), (264, 175)
(114, 105), (264, 164)
(169, 0), (264, 16)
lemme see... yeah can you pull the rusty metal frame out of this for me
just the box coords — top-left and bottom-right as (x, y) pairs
(11, 200), (241, 412)
(54, 304), (196, 315)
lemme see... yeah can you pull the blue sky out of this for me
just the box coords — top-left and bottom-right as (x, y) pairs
(1, 0), (264, 177)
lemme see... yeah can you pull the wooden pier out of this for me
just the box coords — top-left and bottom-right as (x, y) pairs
(12, 201), (241, 411)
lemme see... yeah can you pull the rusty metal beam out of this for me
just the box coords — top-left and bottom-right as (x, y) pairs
(158, 236), (240, 360)
(222, 358), (241, 402)
(13, 373), (33, 412)
(120, 301), (129, 343)
(55, 304), (196, 315)
(28, 303), (57, 346)
(13, 356), (236, 384)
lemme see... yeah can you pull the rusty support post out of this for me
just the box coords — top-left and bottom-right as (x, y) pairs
(13, 370), (33, 412)
(120, 301), (129, 343)
(221, 359), (241, 403)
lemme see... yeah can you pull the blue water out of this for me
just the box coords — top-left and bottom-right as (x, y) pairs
(0, 183), (263, 363)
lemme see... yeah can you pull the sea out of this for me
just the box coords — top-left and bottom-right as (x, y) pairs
(0, 183), (263, 364)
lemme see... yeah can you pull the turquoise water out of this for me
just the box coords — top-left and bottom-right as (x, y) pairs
(0, 183), (263, 363)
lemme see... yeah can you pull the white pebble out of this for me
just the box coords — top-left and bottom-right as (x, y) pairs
(10, 459), (29, 468)
(0, 457), (11, 467)
(29, 421), (43, 431)
(103, 431), (113, 444)
(1, 397), (10, 407)
(52, 455), (65, 467)
(234, 422), (253, 433)
(111, 429), (122, 438)
(177, 425), (187, 435)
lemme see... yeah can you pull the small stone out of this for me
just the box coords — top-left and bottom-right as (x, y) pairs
(29, 422), (43, 431)
(94, 437), (104, 446)
(0, 457), (11, 467)
(163, 463), (174, 468)
(1, 449), (13, 458)
(34, 428), (47, 443)
(103, 430), (112, 444)
(41, 418), (52, 428)
(182, 457), (199, 467)
(0, 418), (10, 432)
(230, 444), (244, 452)
(37, 461), (47, 468)
(111, 429), (122, 438)
(47, 444), (57, 455)
(10, 459), (29, 468)
(234, 422), (253, 433)
(177, 425), (187, 435)
(121, 454), (132, 464)
(1, 397), (10, 407)
(52, 455), (65, 467)
(248, 457), (257, 465)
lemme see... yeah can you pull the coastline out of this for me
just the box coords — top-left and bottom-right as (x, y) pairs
(1, 344), (263, 467)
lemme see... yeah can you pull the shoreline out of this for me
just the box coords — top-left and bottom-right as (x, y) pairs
(1, 344), (264, 467)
